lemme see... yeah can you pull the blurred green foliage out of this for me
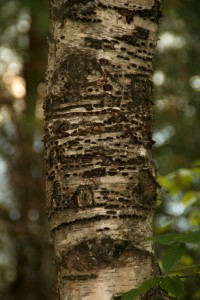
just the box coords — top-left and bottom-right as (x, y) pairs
(153, 163), (200, 299)
(152, 3), (200, 294)
(154, 0), (200, 174)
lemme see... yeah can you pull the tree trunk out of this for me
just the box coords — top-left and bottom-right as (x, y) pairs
(44, 1), (162, 299)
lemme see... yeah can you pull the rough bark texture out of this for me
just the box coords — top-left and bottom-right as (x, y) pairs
(44, 1), (162, 299)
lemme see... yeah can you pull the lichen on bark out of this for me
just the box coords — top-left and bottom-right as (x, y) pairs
(44, 0), (162, 299)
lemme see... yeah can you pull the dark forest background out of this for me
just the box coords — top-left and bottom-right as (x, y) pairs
(0, 0), (200, 299)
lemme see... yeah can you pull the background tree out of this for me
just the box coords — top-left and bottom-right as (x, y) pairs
(0, 0), (55, 299)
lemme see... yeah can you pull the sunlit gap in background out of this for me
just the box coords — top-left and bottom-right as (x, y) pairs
(0, 7), (30, 212)
(0, 158), (13, 208)
(153, 31), (196, 147)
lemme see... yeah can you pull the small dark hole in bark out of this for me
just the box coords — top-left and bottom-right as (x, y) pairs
(122, 173), (129, 176)
(104, 227), (110, 231)
(103, 84), (112, 91)
(108, 171), (118, 176)
(99, 58), (109, 65)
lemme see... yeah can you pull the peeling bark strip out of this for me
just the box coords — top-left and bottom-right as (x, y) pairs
(44, 0), (162, 299)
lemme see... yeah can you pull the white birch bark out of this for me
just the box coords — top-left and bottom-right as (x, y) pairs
(44, 1), (163, 299)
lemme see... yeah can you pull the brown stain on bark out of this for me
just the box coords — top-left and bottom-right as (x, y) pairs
(58, 237), (151, 272)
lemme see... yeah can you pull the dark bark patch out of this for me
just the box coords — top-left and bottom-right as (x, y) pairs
(53, 120), (70, 134)
(51, 48), (101, 103)
(51, 0), (96, 23)
(133, 0), (162, 24)
(63, 274), (98, 281)
(115, 26), (149, 47)
(67, 0), (95, 7)
(52, 181), (62, 205)
(132, 170), (159, 208)
(103, 84), (112, 91)
(64, 238), (130, 271)
(58, 238), (152, 274)
(117, 34), (138, 47)
(66, 0), (96, 20)
(83, 167), (106, 178)
(113, 242), (129, 258)
(47, 146), (57, 167)
(138, 170), (158, 204)
(85, 37), (116, 50)
(99, 58), (109, 65)
(130, 75), (153, 106)
(125, 11), (134, 24)
(134, 26), (150, 40)
(113, 8), (134, 24)
(84, 37), (103, 49)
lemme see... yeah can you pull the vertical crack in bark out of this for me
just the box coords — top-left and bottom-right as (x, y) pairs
(45, 0), (162, 299)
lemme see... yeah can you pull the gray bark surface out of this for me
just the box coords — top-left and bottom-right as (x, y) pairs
(44, 0), (162, 299)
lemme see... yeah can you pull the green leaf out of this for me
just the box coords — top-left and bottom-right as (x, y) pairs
(171, 263), (200, 273)
(181, 191), (196, 205)
(120, 277), (160, 300)
(158, 176), (171, 189)
(192, 160), (200, 168)
(160, 276), (185, 299)
(158, 168), (195, 195)
(191, 167), (200, 175)
(147, 230), (200, 244)
(162, 243), (185, 273)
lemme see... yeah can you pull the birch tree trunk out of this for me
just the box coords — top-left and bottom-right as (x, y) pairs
(44, 1), (162, 299)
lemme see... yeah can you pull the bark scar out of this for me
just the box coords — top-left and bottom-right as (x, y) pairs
(72, 185), (94, 207)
